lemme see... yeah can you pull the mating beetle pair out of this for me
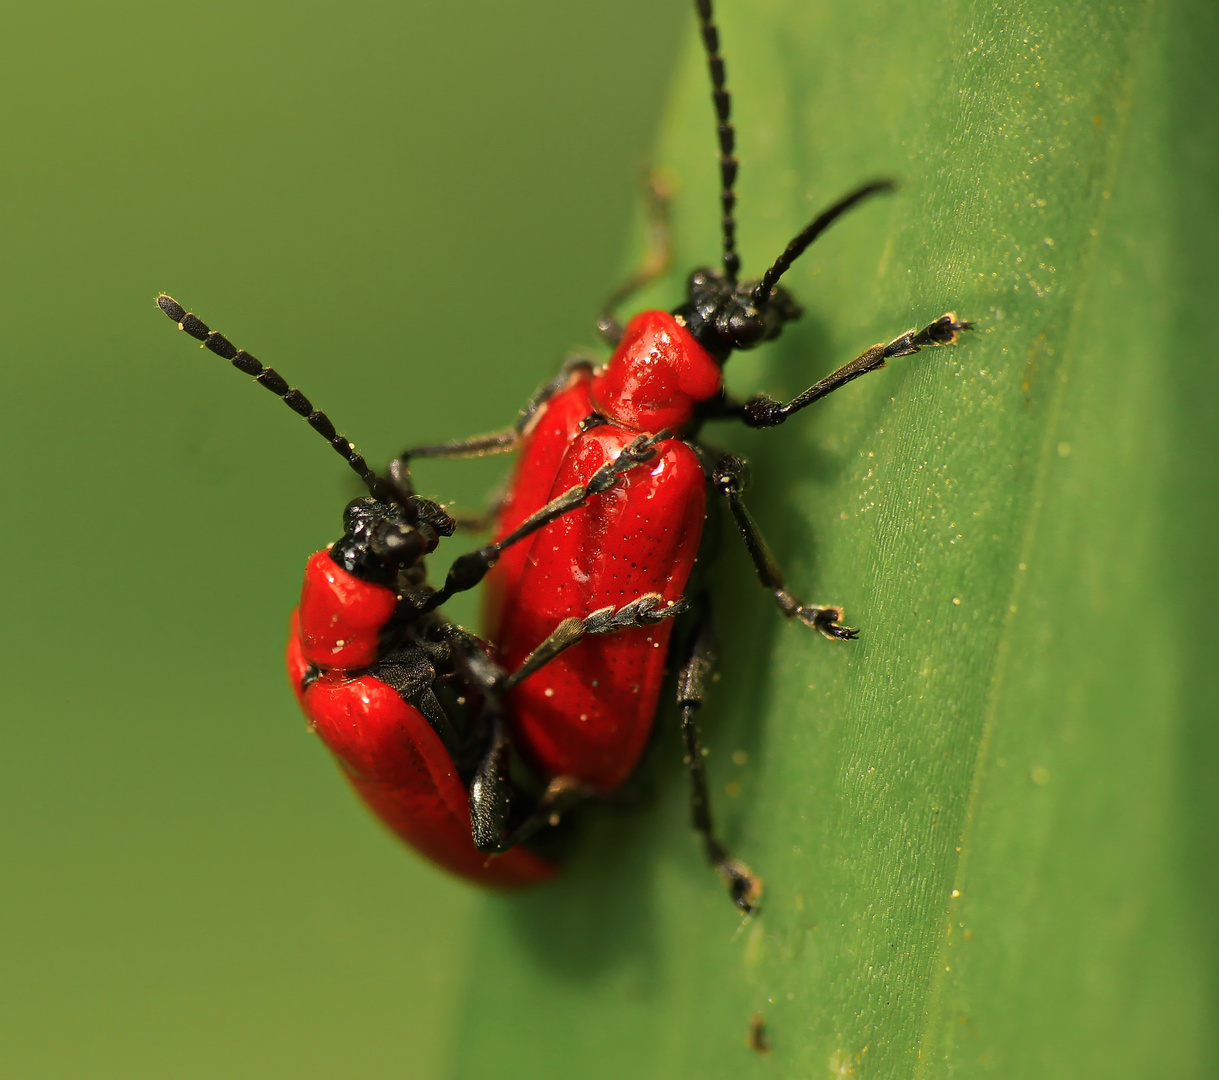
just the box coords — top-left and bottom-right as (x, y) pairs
(159, 0), (968, 912)
(159, 294), (680, 888)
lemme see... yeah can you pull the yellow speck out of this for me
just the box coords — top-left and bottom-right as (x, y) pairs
(725, 781), (741, 797)
(1031, 766), (1051, 786)
(1057, 441), (1071, 457)
(731, 750), (748, 766)
(951, 888), (961, 899)
(952, 597), (961, 606)
(544, 687), (555, 698)
(829, 1048), (858, 1078)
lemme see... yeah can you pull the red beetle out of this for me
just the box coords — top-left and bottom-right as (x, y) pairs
(158, 295), (681, 887)
(399, 0), (971, 911)
(287, 543), (555, 888)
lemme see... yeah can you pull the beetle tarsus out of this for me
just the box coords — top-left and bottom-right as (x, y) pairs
(793, 603), (859, 641)
(718, 857), (763, 916)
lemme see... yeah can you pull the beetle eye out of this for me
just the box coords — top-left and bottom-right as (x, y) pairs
(412, 497), (457, 538)
(341, 496), (378, 532)
(372, 522), (425, 567)
(723, 305), (766, 348)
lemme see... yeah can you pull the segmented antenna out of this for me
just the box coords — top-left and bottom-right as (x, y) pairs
(156, 294), (378, 493)
(750, 180), (895, 307)
(694, 0), (740, 282)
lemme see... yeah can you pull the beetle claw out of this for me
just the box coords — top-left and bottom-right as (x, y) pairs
(718, 858), (763, 916)
(795, 605), (859, 641)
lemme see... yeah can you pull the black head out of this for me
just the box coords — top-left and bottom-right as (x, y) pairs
(673, 267), (804, 361)
(330, 495), (456, 586)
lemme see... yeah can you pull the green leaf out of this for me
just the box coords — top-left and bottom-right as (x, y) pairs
(452, 1), (1219, 1076)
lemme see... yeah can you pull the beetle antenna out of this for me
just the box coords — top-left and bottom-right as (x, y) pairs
(750, 180), (895, 307)
(694, 0), (740, 283)
(156, 294), (382, 495)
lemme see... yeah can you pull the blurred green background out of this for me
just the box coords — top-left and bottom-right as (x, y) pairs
(0, 1), (682, 1075)
(4, 1), (1218, 1078)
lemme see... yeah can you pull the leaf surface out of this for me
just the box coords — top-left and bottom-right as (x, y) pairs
(453, 1), (1219, 1077)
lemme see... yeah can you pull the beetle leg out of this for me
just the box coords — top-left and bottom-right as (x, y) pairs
(711, 453), (858, 640)
(674, 599), (762, 915)
(467, 710), (596, 854)
(498, 772), (597, 852)
(423, 430), (672, 610)
(450, 615), (655, 855)
(596, 170), (674, 344)
(393, 355), (601, 528)
(396, 354), (600, 469)
(513, 353), (599, 434)
(395, 426), (521, 462)
(467, 712), (515, 853)
(735, 313), (972, 428)
(428, 629), (527, 854)
(496, 593), (688, 694)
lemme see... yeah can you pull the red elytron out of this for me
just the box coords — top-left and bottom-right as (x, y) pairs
(487, 311), (718, 795)
(157, 294), (677, 888)
(403, 0), (971, 911)
(286, 553), (551, 887)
